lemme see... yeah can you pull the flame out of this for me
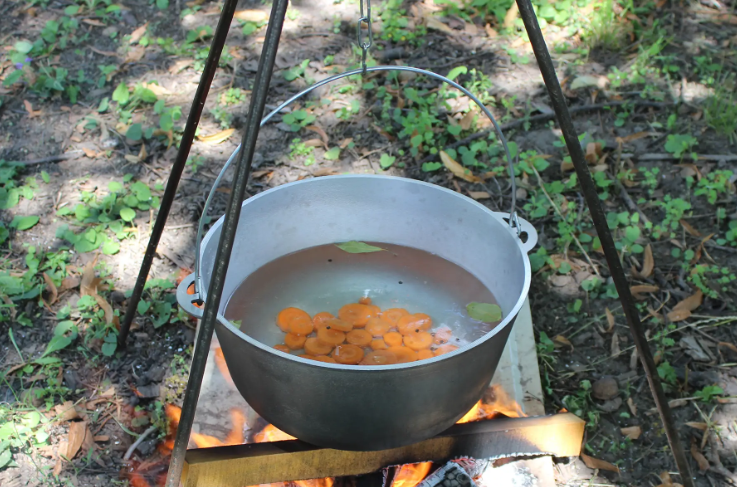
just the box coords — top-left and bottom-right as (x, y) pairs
(253, 423), (297, 443)
(392, 462), (433, 487)
(295, 479), (335, 487)
(457, 385), (526, 423)
(214, 347), (235, 386)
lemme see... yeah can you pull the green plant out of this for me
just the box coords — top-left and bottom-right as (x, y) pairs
(694, 385), (724, 403)
(640, 167), (660, 195)
(282, 109), (316, 131)
(562, 380), (600, 428)
(688, 264), (736, 299)
(136, 279), (179, 329)
(606, 211), (644, 255)
(289, 139), (316, 166)
(664, 134), (698, 160)
(651, 196), (691, 239)
(692, 169), (733, 204)
(284, 59), (311, 82)
(705, 75), (737, 143)
(582, 0), (630, 51)
(210, 105), (233, 129)
(221, 87), (246, 106)
(379, 0), (427, 46)
(187, 155), (206, 173)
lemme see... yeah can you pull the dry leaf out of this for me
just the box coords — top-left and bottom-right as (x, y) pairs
(666, 308), (691, 322)
(233, 9), (268, 22)
(627, 397), (637, 416)
(303, 139), (324, 148)
(718, 341), (737, 354)
(339, 138), (353, 149)
(90, 47), (117, 57)
(169, 59), (193, 74)
(440, 151), (480, 183)
(93, 435), (109, 442)
(82, 147), (97, 158)
(680, 219), (701, 237)
(313, 168), (340, 177)
(641, 244), (654, 278)
(468, 191), (490, 200)
(93, 294), (114, 325)
(60, 276), (80, 292)
(138, 144), (147, 161)
(620, 425), (641, 440)
(585, 142), (602, 164)
(198, 128), (235, 145)
(484, 23), (498, 37)
(669, 398), (688, 408)
(24, 100), (43, 118)
(82, 18), (106, 26)
(630, 284), (659, 299)
(66, 422), (86, 459)
(616, 131), (652, 144)
(124, 45), (145, 63)
(305, 125), (329, 148)
(580, 453), (619, 473)
(553, 335), (573, 349)
(690, 441), (710, 471)
(54, 401), (79, 422)
(425, 16), (454, 34)
(673, 290), (703, 313)
(129, 23), (148, 44)
(686, 422), (708, 431)
(141, 82), (171, 97)
(124, 154), (140, 164)
(53, 457), (63, 476)
(610, 332), (620, 357)
(459, 110), (475, 131)
(80, 260), (99, 297)
(43, 273), (58, 305)
(605, 307), (615, 333)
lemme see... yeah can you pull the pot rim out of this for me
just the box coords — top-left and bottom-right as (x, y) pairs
(202, 174), (532, 371)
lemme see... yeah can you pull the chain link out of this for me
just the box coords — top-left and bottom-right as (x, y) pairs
(356, 0), (372, 74)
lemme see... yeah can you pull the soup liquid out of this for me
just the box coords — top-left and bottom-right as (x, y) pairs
(223, 243), (502, 354)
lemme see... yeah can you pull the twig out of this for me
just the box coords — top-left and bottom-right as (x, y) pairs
(531, 165), (601, 276)
(123, 425), (158, 460)
(418, 100), (672, 165)
(13, 150), (84, 165)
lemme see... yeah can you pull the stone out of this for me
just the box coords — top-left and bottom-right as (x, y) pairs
(592, 376), (619, 400)
(597, 396), (622, 413)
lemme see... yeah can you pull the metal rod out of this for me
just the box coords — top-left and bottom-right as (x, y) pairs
(163, 0), (290, 484)
(513, 0), (694, 485)
(117, 0), (241, 347)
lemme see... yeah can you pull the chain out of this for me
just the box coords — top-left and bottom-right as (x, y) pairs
(356, 0), (372, 75)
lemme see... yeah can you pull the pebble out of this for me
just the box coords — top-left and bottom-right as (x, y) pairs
(592, 376), (619, 400)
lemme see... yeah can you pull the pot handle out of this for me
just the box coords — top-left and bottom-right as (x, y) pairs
(177, 273), (204, 319)
(193, 66), (522, 294)
(492, 212), (538, 254)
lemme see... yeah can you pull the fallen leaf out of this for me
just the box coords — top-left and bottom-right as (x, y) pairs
(605, 307), (615, 333)
(459, 110), (475, 131)
(129, 23), (149, 44)
(610, 332), (620, 357)
(685, 422), (708, 431)
(485, 23), (498, 37)
(53, 457), (63, 476)
(82, 147), (98, 158)
(425, 16), (454, 34)
(620, 425), (641, 440)
(440, 151), (480, 183)
(718, 341), (737, 354)
(198, 128), (235, 145)
(90, 47), (117, 57)
(82, 18), (106, 26)
(580, 453), (619, 473)
(673, 290), (703, 313)
(616, 131), (653, 144)
(24, 100), (43, 118)
(339, 138), (353, 149)
(666, 308), (691, 322)
(585, 142), (602, 164)
(138, 143), (147, 161)
(669, 398), (688, 408)
(680, 219), (701, 237)
(100, 386), (116, 397)
(335, 241), (384, 253)
(627, 397), (637, 416)
(468, 191), (490, 200)
(54, 401), (79, 422)
(691, 441), (710, 471)
(80, 259), (99, 297)
(313, 168), (340, 177)
(305, 125), (329, 148)
(66, 422), (86, 459)
(303, 139), (324, 148)
(60, 276), (80, 292)
(94, 294), (114, 325)
(553, 334), (573, 349)
(43, 273), (58, 305)
(630, 284), (659, 299)
(641, 244), (654, 278)
(570, 75), (608, 90)
(93, 435), (109, 442)
(233, 9), (268, 22)
(124, 45), (145, 63)
(169, 59), (193, 74)
(141, 82), (171, 97)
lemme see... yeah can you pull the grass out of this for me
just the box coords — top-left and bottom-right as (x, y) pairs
(705, 73), (737, 143)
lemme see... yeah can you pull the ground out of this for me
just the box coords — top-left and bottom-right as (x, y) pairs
(1, 0), (737, 485)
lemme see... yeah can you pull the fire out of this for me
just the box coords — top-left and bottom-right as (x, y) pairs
(295, 479), (335, 487)
(253, 423), (296, 443)
(456, 385), (526, 423)
(214, 347), (235, 387)
(392, 462), (433, 487)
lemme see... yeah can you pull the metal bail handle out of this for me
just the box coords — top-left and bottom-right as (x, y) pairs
(193, 65), (520, 292)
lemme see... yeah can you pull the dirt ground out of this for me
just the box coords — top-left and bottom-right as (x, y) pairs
(1, 0), (737, 486)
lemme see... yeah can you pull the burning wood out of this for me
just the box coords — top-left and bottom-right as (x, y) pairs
(393, 463), (433, 487)
(456, 385), (525, 423)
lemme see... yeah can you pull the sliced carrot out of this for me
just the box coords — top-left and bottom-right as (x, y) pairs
(417, 349), (434, 360)
(367, 304), (381, 316)
(382, 308), (409, 325)
(338, 303), (376, 327)
(433, 326), (453, 345)
(289, 315), (314, 335)
(311, 355), (337, 363)
(397, 313), (432, 335)
(365, 317), (392, 337)
(317, 326), (346, 346)
(284, 333), (307, 350)
(403, 330), (433, 351)
(274, 344), (290, 353)
(324, 318), (353, 332)
(358, 296), (372, 305)
(313, 312), (335, 328)
(304, 337), (334, 356)
(360, 350), (398, 366)
(332, 344), (365, 365)
(370, 338), (388, 350)
(298, 354), (317, 360)
(277, 307), (311, 333)
(346, 329), (372, 347)
(387, 346), (418, 363)
(383, 331), (403, 347)
(434, 344), (459, 356)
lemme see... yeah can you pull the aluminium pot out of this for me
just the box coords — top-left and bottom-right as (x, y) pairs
(177, 174), (537, 451)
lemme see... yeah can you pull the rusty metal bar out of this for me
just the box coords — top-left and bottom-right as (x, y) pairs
(183, 413), (585, 487)
(513, 0), (694, 485)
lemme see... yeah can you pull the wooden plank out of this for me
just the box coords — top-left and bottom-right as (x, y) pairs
(183, 413), (584, 487)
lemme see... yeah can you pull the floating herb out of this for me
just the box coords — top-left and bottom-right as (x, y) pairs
(466, 302), (502, 322)
(335, 241), (385, 253)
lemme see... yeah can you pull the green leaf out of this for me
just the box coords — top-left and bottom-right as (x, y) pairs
(126, 123), (143, 141)
(446, 66), (468, 81)
(119, 207), (136, 222)
(102, 240), (120, 255)
(0, 448), (11, 468)
(324, 147), (341, 160)
(0, 225), (7, 245)
(64, 5), (80, 15)
(41, 335), (72, 358)
(41, 171), (50, 183)
(10, 215), (39, 231)
(14, 41), (33, 54)
(112, 82), (130, 106)
(108, 181), (123, 193)
(98, 97), (109, 113)
(242, 22), (257, 36)
(156, 0), (169, 9)
(101, 341), (117, 357)
(466, 302), (503, 322)
(625, 225), (640, 242)
(422, 162), (443, 172)
(137, 300), (151, 314)
(54, 320), (78, 340)
(2, 70), (23, 87)
(335, 241), (385, 253)
(379, 154), (396, 169)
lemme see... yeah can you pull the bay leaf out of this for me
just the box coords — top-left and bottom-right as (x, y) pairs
(466, 302), (502, 322)
(335, 241), (385, 253)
